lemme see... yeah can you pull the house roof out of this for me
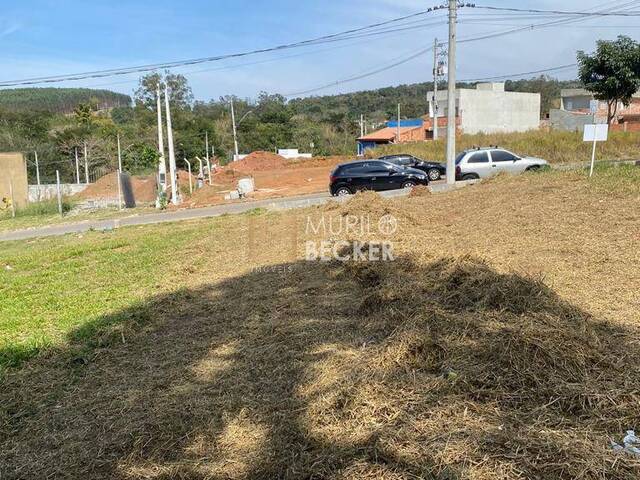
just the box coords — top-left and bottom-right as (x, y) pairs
(358, 126), (420, 142)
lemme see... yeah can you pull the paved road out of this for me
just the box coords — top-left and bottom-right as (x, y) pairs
(0, 182), (467, 242)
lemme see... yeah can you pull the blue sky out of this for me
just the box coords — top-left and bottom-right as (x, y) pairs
(0, 0), (638, 101)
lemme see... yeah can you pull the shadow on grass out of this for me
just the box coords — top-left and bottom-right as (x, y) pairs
(1, 255), (639, 479)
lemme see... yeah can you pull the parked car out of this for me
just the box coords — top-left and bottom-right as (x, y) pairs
(377, 154), (446, 181)
(330, 160), (428, 196)
(455, 147), (548, 181)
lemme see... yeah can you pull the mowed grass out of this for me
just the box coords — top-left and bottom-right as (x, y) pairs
(1, 167), (639, 479)
(372, 129), (640, 164)
(0, 220), (216, 367)
(0, 204), (156, 233)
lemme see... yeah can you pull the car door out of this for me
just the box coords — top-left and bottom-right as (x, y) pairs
(490, 150), (521, 174)
(340, 163), (370, 191)
(366, 161), (397, 191)
(465, 151), (493, 178)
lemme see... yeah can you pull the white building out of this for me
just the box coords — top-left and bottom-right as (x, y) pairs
(428, 82), (541, 135)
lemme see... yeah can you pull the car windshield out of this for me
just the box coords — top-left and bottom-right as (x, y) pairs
(455, 152), (466, 164)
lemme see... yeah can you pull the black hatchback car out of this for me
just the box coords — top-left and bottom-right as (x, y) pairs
(329, 160), (428, 196)
(377, 154), (446, 181)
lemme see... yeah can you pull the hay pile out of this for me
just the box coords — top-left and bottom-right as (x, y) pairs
(298, 254), (639, 479)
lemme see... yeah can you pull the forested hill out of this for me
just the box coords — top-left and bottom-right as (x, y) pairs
(288, 77), (582, 121)
(0, 88), (131, 113)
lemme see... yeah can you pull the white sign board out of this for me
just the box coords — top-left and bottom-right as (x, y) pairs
(589, 99), (599, 114)
(583, 124), (609, 177)
(583, 124), (608, 142)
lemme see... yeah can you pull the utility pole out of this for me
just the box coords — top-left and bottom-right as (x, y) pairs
(34, 151), (41, 186)
(75, 147), (80, 185)
(156, 85), (167, 191)
(433, 37), (439, 141)
(164, 85), (179, 205)
(84, 141), (89, 184)
(397, 103), (401, 143)
(446, 0), (458, 185)
(205, 131), (210, 161)
(117, 133), (123, 210)
(360, 114), (364, 137)
(230, 98), (239, 161)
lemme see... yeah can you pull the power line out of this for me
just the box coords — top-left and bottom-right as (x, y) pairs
(284, 0), (636, 97)
(0, 7), (451, 88)
(472, 5), (640, 16)
(459, 63), (578, 82)
(284, 46), (434, 97)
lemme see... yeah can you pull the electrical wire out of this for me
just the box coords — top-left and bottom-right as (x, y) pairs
(0, 7), (451, 87)
(472, 4), (640, 16)
(459, 63), (577, 82)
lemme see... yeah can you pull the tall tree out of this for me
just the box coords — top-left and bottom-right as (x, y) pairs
(134, 71), (194, 110)
(577, 36), (640, 124)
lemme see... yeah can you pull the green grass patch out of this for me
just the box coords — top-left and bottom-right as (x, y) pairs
(0, 220), (214, 370)
(0, 198), (75, 220)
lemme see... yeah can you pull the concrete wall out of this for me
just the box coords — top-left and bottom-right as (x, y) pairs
(427, 85), (540, 134)
(0, 153), (28, 209)
(458, 89), (541, 134)
(549, 109), (594, 132)
(29, 183), (88, 202)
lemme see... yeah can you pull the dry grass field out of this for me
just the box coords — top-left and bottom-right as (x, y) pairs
(373, 129), (640, 164)
(1, 166), (639, 479)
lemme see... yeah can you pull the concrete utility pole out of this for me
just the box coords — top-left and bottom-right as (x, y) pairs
(397, 103), (401, 143)
(55, 170), (63, 216)
(446, 0), (458, 185)
(360, 114), (365, 137)
(184, 158), (193, 194)
(117, 133), (123, 210)
(34, 151), (41, 186)
(84, 142), (89, 184)
(164, 85), (179, 205)
(433, 37), (439, 141)
(205, 131), (210, 161)
(156, 85), (167, 191)
(75, 147), (80, 185)
(230, 99), (239, 161)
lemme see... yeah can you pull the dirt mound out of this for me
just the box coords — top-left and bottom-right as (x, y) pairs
(76, 173), (157, 203)
(323, 190), (417, 226)
(288, 155), (351, 169)
(233, 151), (287, 172)
(409, 185), (431, 197)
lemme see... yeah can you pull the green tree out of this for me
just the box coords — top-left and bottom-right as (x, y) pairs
(578, 36), (640, 124)
(134, 71), (194, 110)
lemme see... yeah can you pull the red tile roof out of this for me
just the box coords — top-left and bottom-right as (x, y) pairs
(358, 126), (421, 141)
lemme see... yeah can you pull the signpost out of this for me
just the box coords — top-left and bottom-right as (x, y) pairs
(583, 123), (609, 178)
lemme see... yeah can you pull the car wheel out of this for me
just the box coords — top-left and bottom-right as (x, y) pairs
(335, 186), (353, 196)
(401, 181), (416, 189)
(526, 165), (541, 172)
(462, 174), (479, 181)
(427, 168), (441, 181)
